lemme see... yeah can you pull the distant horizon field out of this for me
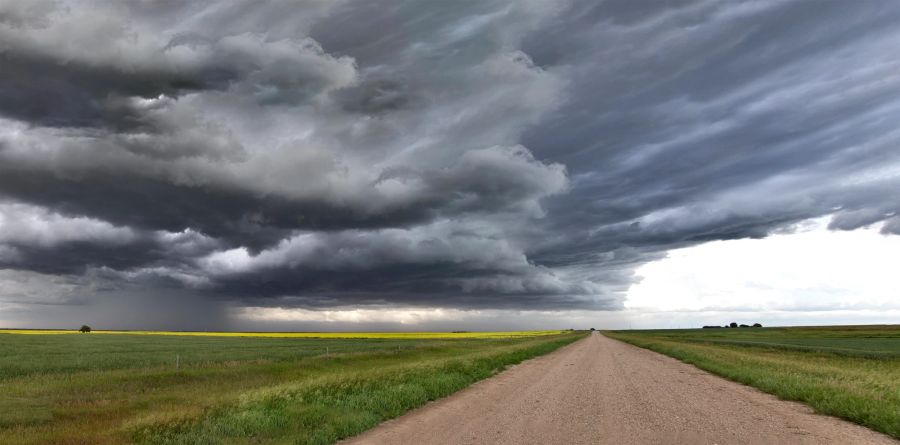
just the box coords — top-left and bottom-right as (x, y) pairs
(0, 329), (568, 339)
(4, 323), (897, 336)
(605, 325), (900, 439)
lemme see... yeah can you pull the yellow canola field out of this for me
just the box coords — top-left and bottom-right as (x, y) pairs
(0, 329), (568, 339)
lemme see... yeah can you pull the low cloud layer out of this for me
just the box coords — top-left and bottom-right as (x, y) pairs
(1, 0), (899, 329)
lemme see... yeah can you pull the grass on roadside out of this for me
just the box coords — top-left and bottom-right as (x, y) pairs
(0, 329), (567, 339)
(604, 326), (900, 440)
(0, 331), (585, 444)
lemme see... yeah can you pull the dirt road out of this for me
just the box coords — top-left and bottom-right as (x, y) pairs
(344, 332), (897, 445)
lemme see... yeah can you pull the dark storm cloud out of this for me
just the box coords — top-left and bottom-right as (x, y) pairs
(515, 0), (900, 266)
(2, 0), (900, 327)
(0, 1), (357, 128)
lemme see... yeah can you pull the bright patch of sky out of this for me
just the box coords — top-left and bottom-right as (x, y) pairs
(624, 216), (900, 327)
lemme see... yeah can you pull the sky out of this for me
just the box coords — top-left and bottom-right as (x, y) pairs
(0, 0), (899, 331)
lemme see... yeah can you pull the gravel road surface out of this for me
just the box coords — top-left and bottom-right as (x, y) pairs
(343, 332), (897, 445)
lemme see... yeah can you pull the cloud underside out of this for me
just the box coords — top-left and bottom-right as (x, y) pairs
(1, 0), (899, 325)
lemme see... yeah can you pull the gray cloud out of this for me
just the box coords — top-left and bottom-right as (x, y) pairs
(0, 0), (356, 127)
(1, 0), (899, 328)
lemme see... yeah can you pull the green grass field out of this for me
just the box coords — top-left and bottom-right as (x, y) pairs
(0, 330), (584, 444)
(604, 325), (900, 439)
(0, 329), (566, 339)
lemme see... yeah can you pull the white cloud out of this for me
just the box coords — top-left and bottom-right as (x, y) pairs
(0, 202), (135, 247)
(237, 306), (469, 325)
(626, 216), (900, 314)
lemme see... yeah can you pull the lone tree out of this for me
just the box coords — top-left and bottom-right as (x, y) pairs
(752, 323), (763, 328)
(79, 325), (91, 333)
(729, 322), (738, 328)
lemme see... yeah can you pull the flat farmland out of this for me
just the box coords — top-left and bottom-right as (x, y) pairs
(0, 330), (583, 444)
(605, 325), (900, 439)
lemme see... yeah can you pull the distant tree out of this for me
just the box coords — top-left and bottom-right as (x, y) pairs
(752, 323), (763, 328)
(729, 322), (738, 328)
(79, 325), (91, 333)
(702, 325), (722, 329)
(590, 328), (595, 331)
(739, 324), (750, 328)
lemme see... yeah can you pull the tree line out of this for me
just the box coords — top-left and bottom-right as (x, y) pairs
(702, 322), (762, 329)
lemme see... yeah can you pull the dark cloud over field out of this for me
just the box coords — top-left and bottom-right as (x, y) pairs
(1, 0), (899, 328)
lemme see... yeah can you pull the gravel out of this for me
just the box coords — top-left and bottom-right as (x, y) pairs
(342, 332), (898, 445)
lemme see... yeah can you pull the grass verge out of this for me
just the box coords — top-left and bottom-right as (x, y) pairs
(0, 329), (567, 339)
(604, 327), (900, 440)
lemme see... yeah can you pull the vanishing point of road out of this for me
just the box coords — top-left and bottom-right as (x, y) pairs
(344, 332), (898, 445)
